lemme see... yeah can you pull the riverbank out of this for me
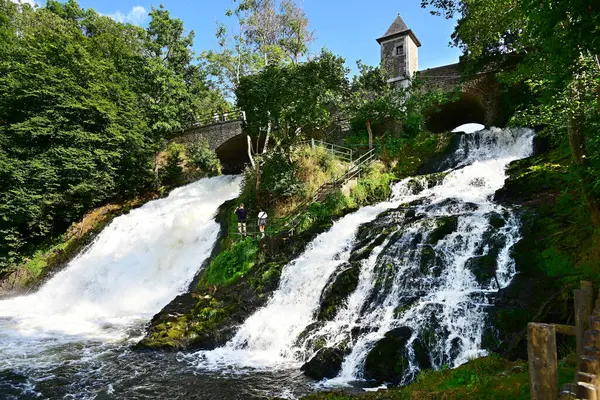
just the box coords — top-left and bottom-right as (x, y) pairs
(300, 354), (576, 400)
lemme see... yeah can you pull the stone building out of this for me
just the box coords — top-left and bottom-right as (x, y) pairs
(377, 14), (421, 87)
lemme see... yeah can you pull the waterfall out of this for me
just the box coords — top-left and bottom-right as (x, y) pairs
(195, 127), (534, 385)
(0, 175), (241, 367)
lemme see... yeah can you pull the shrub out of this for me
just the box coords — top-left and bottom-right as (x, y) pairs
(187, 141), (221, 176)
(160, 142), (185, 187)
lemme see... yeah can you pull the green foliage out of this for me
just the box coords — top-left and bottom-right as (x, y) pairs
(422, 0), (600, 224)
(160, 143), (185, 187)
(0, 0), (226, 273)
(236, 50), (349, 146)
(261, 150), (305, 200)
(346, 64), (451, 144)
(203, 238), (258, 285)
(186, 141), (222, 176)
(350, 162), (395, 206)
(501, 139), (600, 286)
(200, 0), (315, 98)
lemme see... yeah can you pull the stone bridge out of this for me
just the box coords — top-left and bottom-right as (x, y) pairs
(418, 63), (506, 132)
(171, 110), (248, 172)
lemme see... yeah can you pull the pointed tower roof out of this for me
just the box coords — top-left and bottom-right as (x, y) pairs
(376, 14), (422, 47)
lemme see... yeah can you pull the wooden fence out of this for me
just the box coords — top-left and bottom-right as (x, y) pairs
(528, 280), (600, 399)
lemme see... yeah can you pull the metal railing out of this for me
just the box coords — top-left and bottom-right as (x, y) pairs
(230, 143), (377, 239)
(189, 110), (246, 129)
(297, 139), (354, 163)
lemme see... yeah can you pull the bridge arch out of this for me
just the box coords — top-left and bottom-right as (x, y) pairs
(426, 92), (486, 133)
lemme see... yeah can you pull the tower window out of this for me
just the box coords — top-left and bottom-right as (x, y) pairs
(396, 45), (404, 56)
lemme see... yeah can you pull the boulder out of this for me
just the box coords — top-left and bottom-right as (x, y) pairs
(363, 327), (413, 383)
(428, 216), (459, 244)
(301, 347), (345, 380)
(317, 263), (360, 321)
(465, 254), (497, 284)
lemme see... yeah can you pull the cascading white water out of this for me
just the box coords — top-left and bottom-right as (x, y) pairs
(194, 127), (534, 386)
(0, 175), (241, 368)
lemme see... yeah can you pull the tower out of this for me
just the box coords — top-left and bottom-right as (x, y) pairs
(377, 14), (422, 87)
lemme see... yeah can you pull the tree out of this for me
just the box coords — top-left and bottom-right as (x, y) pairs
(235, 50), (348, 192)
(0, 0), (225, 272)
(200, 0), (314, 99)
(348, 63), (404, 149)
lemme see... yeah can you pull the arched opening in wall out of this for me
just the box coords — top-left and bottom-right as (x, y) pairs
(425, 93), (486, 133)
(215, 134), (265, 174)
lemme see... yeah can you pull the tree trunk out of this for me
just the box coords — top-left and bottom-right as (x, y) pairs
(255, 156), (262, 194)
(569, 74), (600, 226)
(263, 113), (272, 154)
(366, 119), (373, 149)
(153, 150), (161, 188)
(247, 135), (256, 168)
(595, 55), (600, 108)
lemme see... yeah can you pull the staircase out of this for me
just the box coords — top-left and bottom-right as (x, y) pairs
(229, 142), (377, 238)
(282, 146), (377, 234)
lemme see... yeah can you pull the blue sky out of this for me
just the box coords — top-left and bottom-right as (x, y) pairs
(69, 0), (462, 74)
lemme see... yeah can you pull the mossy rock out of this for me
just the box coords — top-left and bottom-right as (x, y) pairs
(487, 212), (506, 229)
(419, 245), (440, 276)
(465, 254), (497, 284)
(364, 327), (416, 383)
(301, 347), (345, 380)
(317, 263), (360, 321)
(349, 231), (390, 263)
(428, 216), (459, 245)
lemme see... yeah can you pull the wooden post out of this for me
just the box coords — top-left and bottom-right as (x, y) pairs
(578, 356), (600, 399)
(583, 281), (594, 314)
(577, 289), (594, 364)
(528, 323), (559, 400)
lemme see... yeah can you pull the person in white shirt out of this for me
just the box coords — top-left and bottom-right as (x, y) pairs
(257, 208), (268, 238)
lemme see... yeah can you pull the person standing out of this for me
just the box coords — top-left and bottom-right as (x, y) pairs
(235, 203), (247, 236)
(257, 208), (268, 238)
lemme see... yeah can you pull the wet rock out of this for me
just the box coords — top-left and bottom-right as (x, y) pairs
(465, 254), (497, 284)
(301, 347), (345, 380)
(419, 245), (440, 276)
(317, 263), (360, 321)
(364, 327), (414, 383)
(487, 212), (506, 229)
(350, 231), (390, 263)
(428, 216), (459, 244)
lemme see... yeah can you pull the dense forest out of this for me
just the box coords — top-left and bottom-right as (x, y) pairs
(0, 0), (228, 271)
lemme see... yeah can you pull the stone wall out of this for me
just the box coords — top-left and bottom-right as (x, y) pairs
(171, 120), (243, 150)
(419, 64), (506, 127)
(407, 37), (419, 78)
(381, 36), (408, 79)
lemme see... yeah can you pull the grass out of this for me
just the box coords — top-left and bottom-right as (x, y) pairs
(301, 354), (577, 400)
(202, 237), (258, 286)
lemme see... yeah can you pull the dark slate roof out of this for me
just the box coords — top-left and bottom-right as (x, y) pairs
(376, 14), (422, 47)
(383, 14), (409, 37)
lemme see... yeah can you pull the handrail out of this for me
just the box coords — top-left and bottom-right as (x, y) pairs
(189, 110), (246, 129)
(230, 143), (377, 239)
(297, 139), (353, 162)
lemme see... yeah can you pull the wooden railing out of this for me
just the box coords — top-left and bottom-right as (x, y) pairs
(528, 280), (598, 399)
